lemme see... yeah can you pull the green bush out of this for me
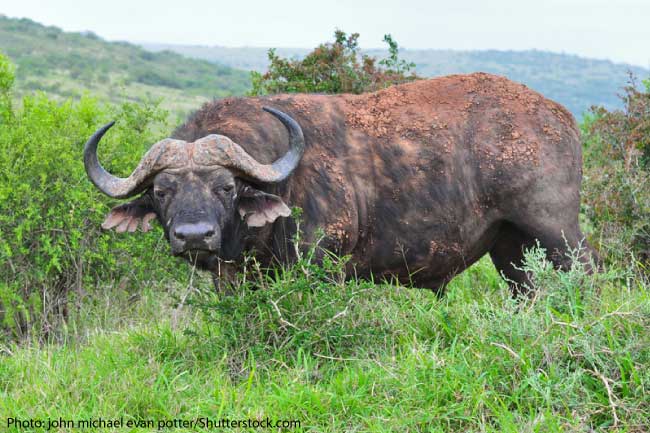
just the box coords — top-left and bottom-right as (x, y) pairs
(582, 76), (650, 270)
(0, 53), (13, 121)
(0, 53), (183, 340)
(249, 30), (418, 96)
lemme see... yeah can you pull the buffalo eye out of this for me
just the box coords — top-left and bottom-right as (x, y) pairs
(216, 184), (234, 194)
(154, 188), (169, 201)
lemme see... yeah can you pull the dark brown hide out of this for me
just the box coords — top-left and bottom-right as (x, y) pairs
(168, 72), (595, 292)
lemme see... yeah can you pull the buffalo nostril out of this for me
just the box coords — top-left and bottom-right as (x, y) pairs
(173, 223), (217, 243)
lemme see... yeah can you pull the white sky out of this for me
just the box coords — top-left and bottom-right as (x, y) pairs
(2, 0), (649, 67)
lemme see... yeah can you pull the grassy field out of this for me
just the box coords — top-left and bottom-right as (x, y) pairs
(1, 249), (649, 432)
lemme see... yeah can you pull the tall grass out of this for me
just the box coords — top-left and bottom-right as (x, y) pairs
(1, 242), (648, 432)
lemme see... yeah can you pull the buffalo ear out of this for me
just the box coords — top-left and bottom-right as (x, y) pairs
(102, 194), (157, 233)
(237, 186), (291, 228)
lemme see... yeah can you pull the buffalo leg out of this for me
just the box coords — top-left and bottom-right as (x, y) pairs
(211, 261), (238, 295)
(489, 222), (537, 296)
(492, 220), (599, 297)
(518, 221), (599, 273)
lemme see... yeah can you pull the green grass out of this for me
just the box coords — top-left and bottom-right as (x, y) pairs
(1, 249), (648, 432)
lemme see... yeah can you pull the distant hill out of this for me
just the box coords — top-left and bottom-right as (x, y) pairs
(2, 14), (646, 120)
(142, 43), (650, 118)
(0, 16), (251, 115)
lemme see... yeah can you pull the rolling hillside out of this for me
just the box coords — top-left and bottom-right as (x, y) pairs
(0, 16), (251, 115)
(143, 43), (650, 118)
(2, 14), (647, 119)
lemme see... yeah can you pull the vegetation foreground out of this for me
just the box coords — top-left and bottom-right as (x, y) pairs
(1, 31), (650, 430)
(1, 251), (649, 432)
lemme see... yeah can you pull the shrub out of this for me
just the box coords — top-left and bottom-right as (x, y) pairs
(0, 53), (13, 121)
(0, 53), (183, 340)
(582, 76), (650, 270)
(249, 30), (418, 96)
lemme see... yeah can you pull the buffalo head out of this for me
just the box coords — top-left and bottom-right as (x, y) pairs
(84, 107), (304, 270)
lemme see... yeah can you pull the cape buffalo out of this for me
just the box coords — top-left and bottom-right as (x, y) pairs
(84, 72), (596, 294)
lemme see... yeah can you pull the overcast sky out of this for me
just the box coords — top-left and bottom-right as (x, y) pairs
(2, 0), (649, 67)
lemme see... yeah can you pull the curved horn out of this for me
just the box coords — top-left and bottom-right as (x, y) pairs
(85, 108), (305, 197)
(195, 107), (306, 183)
(262, 106), (305, 182)
(83, 121), (179, 198)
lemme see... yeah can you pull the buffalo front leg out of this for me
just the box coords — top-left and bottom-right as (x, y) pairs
(211, 260), (238, 295)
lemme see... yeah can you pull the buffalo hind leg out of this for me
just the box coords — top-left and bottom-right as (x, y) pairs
(490, 222), (537, 297)
(491, 221), (599, 297)
(519, 221), (599, 274)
